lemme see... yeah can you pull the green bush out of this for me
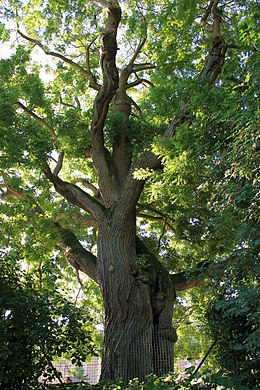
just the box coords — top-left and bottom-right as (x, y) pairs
(0, 251), (96, 389)
(205, 254), (260, 389)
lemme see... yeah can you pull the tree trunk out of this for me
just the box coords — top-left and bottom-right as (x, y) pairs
(98, 214), (176, 381)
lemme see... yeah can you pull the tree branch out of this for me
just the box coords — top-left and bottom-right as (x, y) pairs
(200, 0), (216, 28)
(55, 223), (98, 283)
(118, 37), (148, 91)
(137, 213), (176, 233)
(17, 101), (58, 139)
(71, 178), (100, 197)
(0, 180), (98, 283)
(17, 29), (100, 91)
(42, 164), (105, 221)
(171, 255), (235, 292)
(132, 63), (156, 72)
(53, 151), (64, 176)
(85, 36), (101, 91)
(212, 0), (222, 37)
(130, 38), (147, 66)
(126, 77), (154, 90)
(90, 0), (120, 11)
(200, 1), (228, 83)
(54, 213), (97, 228)
(59, 96), (80, 109)
(0, 183), (27, 200)
(90, 0), (122, 207)
(137, 203), (176, 233)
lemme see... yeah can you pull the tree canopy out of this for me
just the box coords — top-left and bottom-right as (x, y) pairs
(0, 0), (259, 386)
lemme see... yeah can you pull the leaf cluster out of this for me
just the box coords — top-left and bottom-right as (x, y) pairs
(205, 257), (259, 389)
(0, 251), (97, 389)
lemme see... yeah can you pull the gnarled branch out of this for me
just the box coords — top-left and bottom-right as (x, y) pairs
(0, 181), (98, 283)
(90, 1), (122, 207)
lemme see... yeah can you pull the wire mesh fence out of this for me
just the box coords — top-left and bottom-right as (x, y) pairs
(42, 357), (198, 385)
(40, 357), (101, 384)
(40, 325), (198, 384)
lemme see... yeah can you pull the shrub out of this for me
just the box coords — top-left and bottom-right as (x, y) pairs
(0, 251), (96, 389)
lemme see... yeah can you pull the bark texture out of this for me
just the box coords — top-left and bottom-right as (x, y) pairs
(30, 0), (232, 382)
(98, 216), (177, 381)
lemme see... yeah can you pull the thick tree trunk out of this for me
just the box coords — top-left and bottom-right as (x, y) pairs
(98, 215), (176, 381)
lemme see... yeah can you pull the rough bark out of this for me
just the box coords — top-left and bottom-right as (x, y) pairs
(97, 213), (150, 380)
(98, 216), (177, 381)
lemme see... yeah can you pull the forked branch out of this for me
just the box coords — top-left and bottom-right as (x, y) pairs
(53, 151), (64, 176)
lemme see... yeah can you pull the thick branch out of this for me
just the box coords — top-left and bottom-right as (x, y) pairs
(43, 164), (104, 222)
(53, 151), (64, 176)
(212, 1), (222, 38)
(55, 223), (98, 283)
(113, 35), (150, 187)
(127, 1), (228, 192)
(0, 181), (98, 283)
(130, 116), (188, 180)
(201, 1), (228, 83)
(0, 183), (27, 200)
(71, 178), (100, 197)
(171, 255), (235, 291)
(200, 0), (216, 28)
(17, 29), (100, 91)
(90, 1), (122, 207)
(17, 101), (58, 139)
(54, 213), (97, 228)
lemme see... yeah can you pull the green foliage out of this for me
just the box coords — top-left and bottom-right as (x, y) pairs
(0, 0), (259, 385)
(0, 251), (96, 389)
(204, 252), (259, 389)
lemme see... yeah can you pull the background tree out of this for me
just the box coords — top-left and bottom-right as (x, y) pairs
(0, 0), (259, 382)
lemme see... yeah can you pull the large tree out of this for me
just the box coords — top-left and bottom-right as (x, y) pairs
(0, 0), (258, 382)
